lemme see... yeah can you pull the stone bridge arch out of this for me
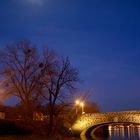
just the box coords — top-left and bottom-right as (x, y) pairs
(72, 110), (140, 133)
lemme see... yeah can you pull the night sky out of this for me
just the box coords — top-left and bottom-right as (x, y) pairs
(0, 0), (140, 112)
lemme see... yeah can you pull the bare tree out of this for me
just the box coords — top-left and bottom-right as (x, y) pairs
(40, 49), (79, 135)
(0, 41), (79, 135)
(0, 40), (42, 120)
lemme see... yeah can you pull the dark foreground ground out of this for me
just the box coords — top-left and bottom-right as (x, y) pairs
(0, 120), (80, 140)
(0, 135), (80, 140)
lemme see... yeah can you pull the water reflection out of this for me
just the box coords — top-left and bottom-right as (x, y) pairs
(108, 124), (140, 140)
(138, 126), (140, 139)
(81, 123), (140, 140)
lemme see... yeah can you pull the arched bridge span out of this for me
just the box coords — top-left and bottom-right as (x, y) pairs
(72, 110), (140, 133)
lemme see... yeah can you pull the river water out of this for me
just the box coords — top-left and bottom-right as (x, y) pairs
(107, 124), (140, 140)
(84, 123), (140, 140)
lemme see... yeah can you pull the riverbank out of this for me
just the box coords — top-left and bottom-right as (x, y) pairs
(0, 135), (80, 140)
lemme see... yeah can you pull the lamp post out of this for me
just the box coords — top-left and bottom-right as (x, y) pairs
(75, 100), (80, 115)
(80, 102), (85, 114)
(75, 99), (85, 115)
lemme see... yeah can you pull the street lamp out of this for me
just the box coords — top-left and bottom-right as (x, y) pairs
(75, 100), (80, 115)
(75, 100), (80, 105)
(75, 99), (85, 115)
(80, 102), (85, 114)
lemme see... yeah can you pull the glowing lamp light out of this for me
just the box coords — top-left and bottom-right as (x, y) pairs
(75, 100), (85, 115)
(75, 100), (80, 105)
(80, 102), (84, 107)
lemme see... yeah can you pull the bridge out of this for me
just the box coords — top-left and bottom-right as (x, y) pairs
(71, 110), (140, 133)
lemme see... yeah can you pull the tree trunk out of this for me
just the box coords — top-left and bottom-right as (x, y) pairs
(47, 105), (54, 136)
(24, 101), (32, 122)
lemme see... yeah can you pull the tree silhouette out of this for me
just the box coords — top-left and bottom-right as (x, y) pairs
(0, 40), (42, 120)
(40, 49), (79, 135)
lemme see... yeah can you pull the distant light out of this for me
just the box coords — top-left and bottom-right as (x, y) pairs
(80, 102), (84, 107)
(82, 112), (85, 114)
(75, 100), (80, 105)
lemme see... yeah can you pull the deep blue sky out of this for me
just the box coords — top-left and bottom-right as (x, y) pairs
(0, 0), (140, 112)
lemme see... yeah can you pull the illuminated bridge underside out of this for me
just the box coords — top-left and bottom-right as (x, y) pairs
(72, 110), (140, 133)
